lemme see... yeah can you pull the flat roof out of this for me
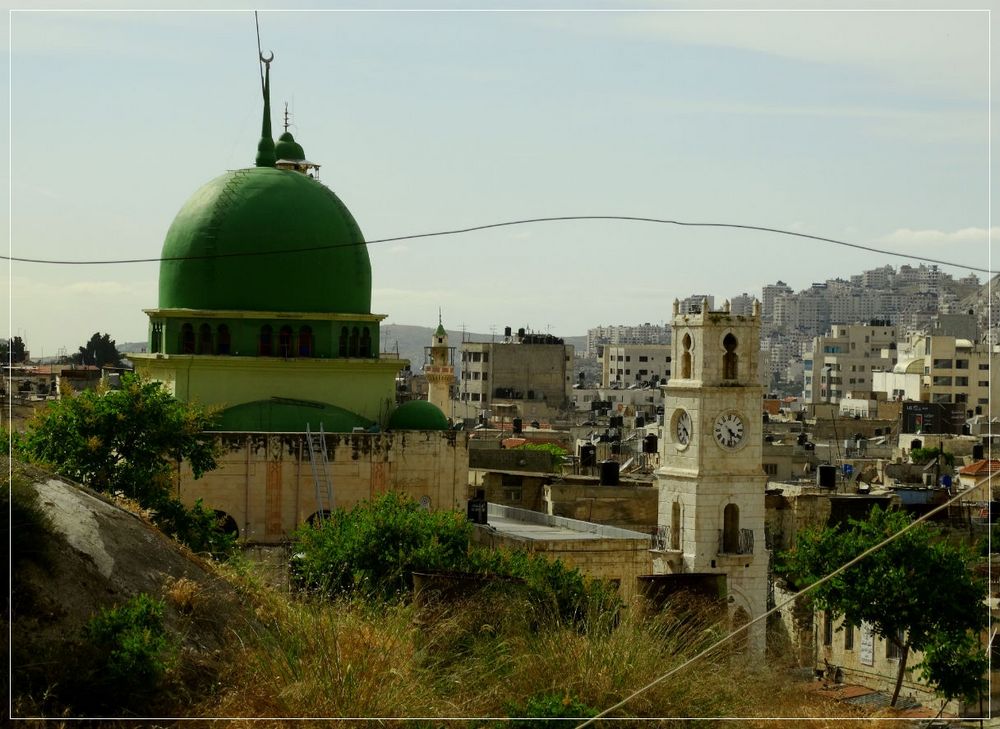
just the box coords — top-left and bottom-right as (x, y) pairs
(484, 503), (651, 543)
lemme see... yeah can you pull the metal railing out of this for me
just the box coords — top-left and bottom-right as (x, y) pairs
(718, 528), (754, 555)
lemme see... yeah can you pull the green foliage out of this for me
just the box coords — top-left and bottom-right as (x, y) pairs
(3, 462), (54, 577)
(777, 506), (987, 704)
(909, 447), (955, 467)
(291, 492), (618, 628)
(505, 692), (598, 727)
(84, 593), (171, 690)
(19, 374), (232, 557)
(512, 442), (569, 471)
(72, 331), (123, 367)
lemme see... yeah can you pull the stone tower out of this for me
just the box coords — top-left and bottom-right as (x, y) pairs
(425, 314), (455, 417)
(654, 297), (768, 653)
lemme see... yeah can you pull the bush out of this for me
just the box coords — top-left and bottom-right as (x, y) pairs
(505, 692), (599, 727)
(83, 593), (171, 690)
(153, 497), (237, 560)
(910, 446), (954, 467)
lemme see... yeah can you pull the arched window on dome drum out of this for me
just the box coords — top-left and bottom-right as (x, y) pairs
(150, 322), (162, 354)
(180, 324), (195, 354)
(349, 327), (360, 358)
(278, 326), (293, 358)
(338, 327), (348, 357)
(259, 325), (273, 356)
(217, 325), (231, 355)
(360, 327), (372, 358)
(723, 333), (738, 380)
(298, 326), (314, 357)
(197, 324), (212, 355)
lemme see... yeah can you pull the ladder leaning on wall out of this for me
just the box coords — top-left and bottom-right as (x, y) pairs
(306, 423), (334, 527)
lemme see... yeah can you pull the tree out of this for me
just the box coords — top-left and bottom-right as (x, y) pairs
(18, 374), (231, 556)
(1, 336), (28, 363)
(777, 506), (987, 707)
(72, 332), (123, 368)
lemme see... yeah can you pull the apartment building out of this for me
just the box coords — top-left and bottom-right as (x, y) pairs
(872, 333), (998, 416)
(459, 330), (574, 419)
(601, 344), (671, 387)
(585, 322), (670, 359)
(803, 322), (897, 404)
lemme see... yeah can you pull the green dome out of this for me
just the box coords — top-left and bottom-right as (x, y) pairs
(387, 400), (450, 430)
(158, 167), (371, 313)
(211, 399), (373, 432)
(275, 131), (305, 161)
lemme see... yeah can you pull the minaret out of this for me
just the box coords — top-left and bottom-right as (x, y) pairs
(425, 312), (455, 416)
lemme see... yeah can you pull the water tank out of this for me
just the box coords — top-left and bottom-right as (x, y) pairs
(817, 464), (837, 489)
(973, 443), (985, 460)
(762, 413), (770, 423)
(504, 326), (512, 337)
(803, 441), (815, 451)
(512, 417), (522, 434)
(580, 444), (597, 467)
(517, 327), (526, 339)
(530, 420), (540, 429)
(600, 460), (620, 486)
(610, 442), (621, 455)
(797, 432), (808, 446)
(642, 434), (658, 454)
(634, 415), (645, 428)
(467, 490), (488, 524)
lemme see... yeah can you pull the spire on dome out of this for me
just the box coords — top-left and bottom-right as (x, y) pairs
(255, 51), (276, 168)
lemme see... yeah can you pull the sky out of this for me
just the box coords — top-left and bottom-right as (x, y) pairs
(2, 1), (996, 358)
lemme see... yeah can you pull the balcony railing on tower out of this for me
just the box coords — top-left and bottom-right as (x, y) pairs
(718, 528), (754, 555)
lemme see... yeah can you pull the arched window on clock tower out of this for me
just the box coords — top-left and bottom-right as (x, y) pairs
(723, 333), (739, 380)
(681, 333), (692, 378)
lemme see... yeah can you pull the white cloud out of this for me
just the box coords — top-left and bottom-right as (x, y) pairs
(875, 226), (998, 247)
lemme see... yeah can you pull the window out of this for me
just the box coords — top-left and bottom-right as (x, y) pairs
(956, 359), (969, 369)
(980, 380), (990, 388)
(671, 501), (681, 550)
(639, 355), (648, 362)
(217, 324), (231, 355)
(259, 325), (273, 356)
(298, 326), (313, 357)
(483, 353), (489, 363)
(179, 323), (196, 354)
(955, 393), (967, 403)
(932, 359), (953, 369)
(338, 327), (348, 357)
(360, 327), (372, 357)
(723, 333), (738, 379)
(955, 376), (968, 386)
(278, 326), (293, 357)
(763, 463), (778, 476)
(482, 373), (488, 381)
(150, 322), (163, 354)
(472, 372), (480, 380)
(197, 323), (212, 354)
(844, 622), (854, 651)
(932, 376), (952, 386)
(979, 363), (989, 370)
(823, 613), (833, 646)
(886, 629), (905, 660)
(722, 504), (740, 553)
(681, 333), (692, 378)
(349, 327), (360, 357)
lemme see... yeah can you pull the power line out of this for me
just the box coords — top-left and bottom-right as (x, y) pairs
(574, 481), (994, 727)
(2, 215), (995, 274)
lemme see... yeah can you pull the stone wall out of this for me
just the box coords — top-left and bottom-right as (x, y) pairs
(546, 482), (658, 532)
(175, 430), (470, 544)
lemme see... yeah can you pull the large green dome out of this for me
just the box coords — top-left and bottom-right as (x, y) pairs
(158, 167), (371, 314)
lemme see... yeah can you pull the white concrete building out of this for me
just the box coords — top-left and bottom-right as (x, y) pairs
(601, 344), (671, 387)
(803, 322), (897, 404)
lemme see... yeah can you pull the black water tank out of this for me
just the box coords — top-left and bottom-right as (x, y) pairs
(763, 412), (770, 423)
(512, 418), (522, 434)
(467, 491), (488, 524)
(600, 460), (620, 486)
(531, 420), (540, 429)
(643, 434), (658, 454)
(580, 444), (597, 467)
(817, 464), (836, 489)
(504, 326), (512, 337)
(797, 432), (808, 446)
(803, 441), (815, 451)
(973, 443), (985, 460)
(635, 415), (645, 428)
(610, 442), (621, 455)
(517, 327), (526, 339)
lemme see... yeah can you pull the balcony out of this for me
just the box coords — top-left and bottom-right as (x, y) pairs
(718, 528), (754, 555)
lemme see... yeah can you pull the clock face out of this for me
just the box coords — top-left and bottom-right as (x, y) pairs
(674, 409), (693, 447)
(713, 411), (747, 450)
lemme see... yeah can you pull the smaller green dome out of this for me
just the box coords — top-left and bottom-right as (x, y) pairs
(388, 400), (450, 431)
(211, 399), (372, 433)
(275, 131), (305, 161)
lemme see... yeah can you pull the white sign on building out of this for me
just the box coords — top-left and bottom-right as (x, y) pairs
(859, 621), (875, 666)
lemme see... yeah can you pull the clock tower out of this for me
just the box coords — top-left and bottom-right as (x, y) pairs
(655, 297), (767, 654)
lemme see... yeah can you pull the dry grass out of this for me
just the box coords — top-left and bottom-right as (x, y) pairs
(191, 566), (916, 728)
(164, 576), (203, 615)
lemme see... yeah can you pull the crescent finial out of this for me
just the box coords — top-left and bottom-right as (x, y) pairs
(260, 50), (274, 65)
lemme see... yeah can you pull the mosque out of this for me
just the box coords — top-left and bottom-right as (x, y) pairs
(133, 55), (467, 542)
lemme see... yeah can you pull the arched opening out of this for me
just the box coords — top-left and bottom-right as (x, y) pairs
(180, 323), (195, 354)
(722, 503), (740, 553)
(360, 327), (372, 358)
(307, 510), (332, 528)
(212, 510), (240, 539)
(732, 606), (750, 652)
(298, 326), (314, 357)
(723, 333), (739, 380)
(259, 325), (273, 356)
(197, 323), (212, 355)
(681, 333), (692, 379)
(217, 324), (231, 355)
(349, 327), (360, 357)
(338, 327), (349, 357)
(671, 500), (681, 550)
(278, 325), (293, 358)
(150, 322), (162, 353)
